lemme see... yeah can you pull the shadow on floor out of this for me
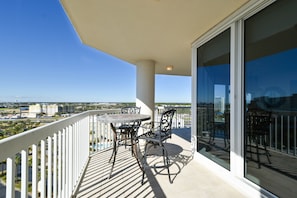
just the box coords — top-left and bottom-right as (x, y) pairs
(74, 137), (193, 197)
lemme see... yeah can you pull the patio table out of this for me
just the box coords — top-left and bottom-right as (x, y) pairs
(97, 113), (151, 178)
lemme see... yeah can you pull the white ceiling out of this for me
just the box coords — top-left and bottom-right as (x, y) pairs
(60, 0), (249, 76)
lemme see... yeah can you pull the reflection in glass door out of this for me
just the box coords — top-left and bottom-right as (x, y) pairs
(244, 0), (297, 197)
(197, 28), (230, 170)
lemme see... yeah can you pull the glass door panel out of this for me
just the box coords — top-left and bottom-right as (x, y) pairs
(244, 0), (297, 196)
(197, 28), (230, 170)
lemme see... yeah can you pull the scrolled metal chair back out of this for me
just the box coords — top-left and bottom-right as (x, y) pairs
(246, 110), (271, 135)
(121, 106), (141, 114)
(159, 109), (176, 134)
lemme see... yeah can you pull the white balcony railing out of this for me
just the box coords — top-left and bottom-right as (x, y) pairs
(269, 113), (297, 156)
(0, 109), (119, 198)
(155, 106), (191, 129)
(0, 107), (191, 198)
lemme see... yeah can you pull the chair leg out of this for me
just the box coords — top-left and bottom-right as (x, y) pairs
(109, 124), (117, 163)
(141, 142), (150, 184)
(256, 139), (261, 168)
(133, 139), (142, 170)
(141, 142), (172, 184)
(130, 131), (135, 156)
(161, 146), (172, 183)
(109, 137), (117, 163)
(256, 135), (271, 168)
(109, 140), (118, 178)
(124, 133), (127, 149)
(248, 136), (253, 161)
(109, 125), (118, 178)
(141, 170), (145, 185)
(263, 140), (271, 164)
(162, 147), (166, 165)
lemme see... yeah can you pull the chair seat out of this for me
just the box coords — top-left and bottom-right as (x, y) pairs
(118, 124), (134, 133)
(138, 131), (171, 145)
(117, 122), (140, 143)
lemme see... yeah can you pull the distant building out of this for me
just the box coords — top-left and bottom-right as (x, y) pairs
(58, 104), (75, 114)
(28, 104), (42, 118)
(28, 103), (74, 118)
(20, 106), (29, 118)
(28, 103), (58, 118)
(214, 97), (225, 113)
(46, 104), (59, 116)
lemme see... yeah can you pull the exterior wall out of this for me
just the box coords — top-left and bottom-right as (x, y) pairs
(46, 104), (58, 116)
(28, 104), (42, 118)
(28, 103), (59, 117)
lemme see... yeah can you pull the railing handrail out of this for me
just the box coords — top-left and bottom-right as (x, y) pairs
(0, 109), (120, 162)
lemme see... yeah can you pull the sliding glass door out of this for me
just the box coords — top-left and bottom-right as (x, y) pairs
(197, 28), (230, 170)
(244, 0), (297, 197)
(195, 0), (297, 197)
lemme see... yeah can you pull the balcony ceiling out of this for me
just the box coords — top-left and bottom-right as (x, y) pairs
(60, 0), (249, 76)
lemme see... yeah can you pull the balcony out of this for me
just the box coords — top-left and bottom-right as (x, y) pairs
(0, 109), (244, 198)
(74, 129), (245, 198)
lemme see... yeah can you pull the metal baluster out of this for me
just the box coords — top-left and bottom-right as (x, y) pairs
(269, 117), (272, 149)
(91, 115), (95, 153)
(294, 116), (297, 156)
(275, 116), (278, 151)
(281, 115), (283, 152)
(287, 115), (290, 154)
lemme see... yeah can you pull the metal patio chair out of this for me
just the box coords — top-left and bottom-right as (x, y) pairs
(109, 119), (142, 177)
(137, 109), (176, 184)
(246, 110), (272, 168)
(118, 106), (141, 154)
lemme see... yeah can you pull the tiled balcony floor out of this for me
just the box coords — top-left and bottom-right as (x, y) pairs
(74, 129), (247, 198)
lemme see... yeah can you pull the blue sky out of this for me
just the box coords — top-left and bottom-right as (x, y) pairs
(0, 0), (191, 103)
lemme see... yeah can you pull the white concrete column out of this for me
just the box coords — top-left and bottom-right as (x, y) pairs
(135, 60), (155, 121)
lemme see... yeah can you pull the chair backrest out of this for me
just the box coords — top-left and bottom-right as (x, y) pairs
(246, 110), (271, 135)
(121, 106), (141, 114)
(126, 119), (142, 134)
(159, 109), (176, 135)
(225, 111), (230, 134)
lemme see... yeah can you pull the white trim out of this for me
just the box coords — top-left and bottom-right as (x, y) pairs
(230, 21), (237, 176)
(53, 133), (58, 198)
(40, 139), (46, 198)
(191, 46), (197, 153)
(47, 136), (53, 198)
(242, 0), (276, 20)
(230, 19), (245, 178)
(32, 144), (38, 197)
(21, 149), (28, 198)
(6, 157), (15, 198)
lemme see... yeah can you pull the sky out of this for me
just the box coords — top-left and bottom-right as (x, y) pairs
(0, 0), (191, 103)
